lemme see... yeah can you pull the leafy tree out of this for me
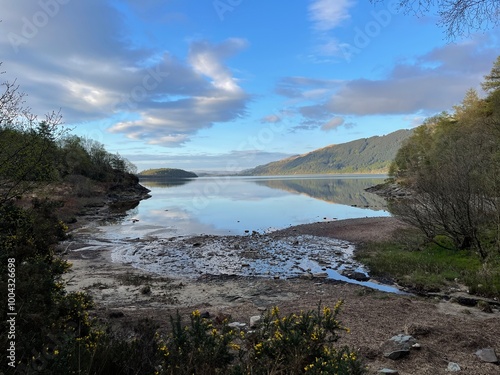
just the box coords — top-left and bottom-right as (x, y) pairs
(389, 59), (500, 258)
(0, 76), (64, 204)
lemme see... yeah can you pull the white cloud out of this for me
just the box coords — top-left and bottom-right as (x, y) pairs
(309, 0), (354, 31)
(308, 0), (355, 58)
(0, 1), (250, 147)
(321, 116), (344, 131)
(261, 115), (282, 123)
(276, 36), (498, 120)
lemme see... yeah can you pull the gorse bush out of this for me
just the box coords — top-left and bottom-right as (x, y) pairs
(151, 303), (365, 375)
(242, 303), (364, 375)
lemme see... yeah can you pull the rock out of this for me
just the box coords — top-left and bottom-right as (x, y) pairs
(109, 311), (124, 318)
(192, 242), (202, 247)
(382, 334), (417, 360)
(140, 285), (151, 295)
(378, 369), (399, 374)
(250, 315), (261, 328)
(475, 348), (498, 363)
(446, 362), (461, 372)
(477, 300), (493, 313)
(200, 311), (210, 319)
(341, 270), (369, 282)
(228, 322), (246, 329)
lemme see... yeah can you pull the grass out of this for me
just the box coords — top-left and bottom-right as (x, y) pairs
(355, 230), (500, 298)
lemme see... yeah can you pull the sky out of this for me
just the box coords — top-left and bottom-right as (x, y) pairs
(1, 1), (499, 172)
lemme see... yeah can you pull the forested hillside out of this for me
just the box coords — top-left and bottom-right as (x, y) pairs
(243, 129), (413, 175)
(138, 168), (198, 178)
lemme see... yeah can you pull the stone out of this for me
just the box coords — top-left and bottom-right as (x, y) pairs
(382, 334), (417, 360)
(446, 362), (461, 372)
(477, 300), (493, 313)
(109, 311), (124, 318)
(228, 322), (246, 329)
(378, 369), (399, 374)
(250, 315), (261, 328)
(341, 270), (369, 282)
(475, 348), (498, 363)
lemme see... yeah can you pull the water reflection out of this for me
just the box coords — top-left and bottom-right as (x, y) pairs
(128, 175), (389, 236)
(138, 177), (196, 188)
(252, 176), (387, 210)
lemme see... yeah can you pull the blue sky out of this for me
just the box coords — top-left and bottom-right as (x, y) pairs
(1, 1), (499, 172)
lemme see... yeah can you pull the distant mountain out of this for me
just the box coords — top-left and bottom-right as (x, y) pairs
(242, 129), (413, 175)
(138, 168), (198, 178)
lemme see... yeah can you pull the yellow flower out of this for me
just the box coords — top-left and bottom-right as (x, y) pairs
(229, 343), (241, 351)
(271, 306), (279, 316)
(159, 345), (169, 357)
(254, 342), (263, 354)
(191, 310), (201, 317)
(322, 306), (331, 316)
(274, 330), (283, 340)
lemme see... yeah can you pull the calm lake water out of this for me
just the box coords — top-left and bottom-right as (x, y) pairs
(120, 175), (389, 237)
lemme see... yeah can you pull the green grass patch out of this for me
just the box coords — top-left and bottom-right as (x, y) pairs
(355, 235), (500, 298)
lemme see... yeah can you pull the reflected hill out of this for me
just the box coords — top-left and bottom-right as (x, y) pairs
(254, 177), (388, 210)
(138, 177), (196, 188)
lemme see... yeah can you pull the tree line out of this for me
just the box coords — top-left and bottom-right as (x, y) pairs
(389, 56), (500, 259)
(0, 77), (136, 205)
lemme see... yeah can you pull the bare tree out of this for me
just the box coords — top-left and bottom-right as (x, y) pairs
(372, 0), (500, 38)
(0, 68), (64, 204)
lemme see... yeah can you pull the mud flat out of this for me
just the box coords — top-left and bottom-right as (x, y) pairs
(62, 217), (500, 375)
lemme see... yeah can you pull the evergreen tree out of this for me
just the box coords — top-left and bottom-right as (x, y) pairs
(482, 56), (500, 93)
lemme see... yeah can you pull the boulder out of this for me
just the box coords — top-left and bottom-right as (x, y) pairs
(381, 334), (417, 360)
(446, 362), (461, 372)
(250, 315), (261, 328)
(341, 270), (369, 282)
(475, 348), (498, 363)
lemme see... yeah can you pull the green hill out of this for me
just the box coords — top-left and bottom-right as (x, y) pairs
(242, 129), (413, 175)
(138, 168), (198, 178)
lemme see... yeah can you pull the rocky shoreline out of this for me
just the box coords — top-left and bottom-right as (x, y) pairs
(61, 191), (500, 374)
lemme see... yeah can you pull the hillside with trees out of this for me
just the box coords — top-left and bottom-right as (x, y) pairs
(243, 129), (413, 175)
(138, 168), (198, 178)
(384, 56), (500, 290)
(0, 74), (151, 374)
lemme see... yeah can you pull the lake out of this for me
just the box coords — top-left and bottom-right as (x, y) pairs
(78, 174), (403, 292)
(117, 174), (389, 237)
